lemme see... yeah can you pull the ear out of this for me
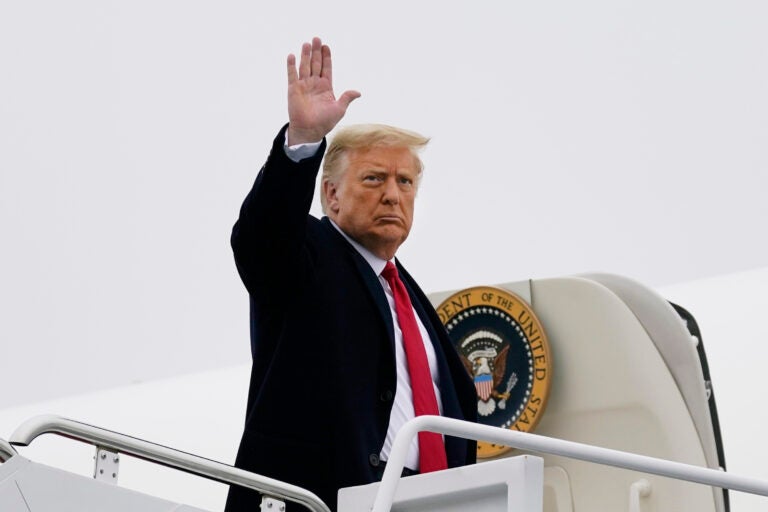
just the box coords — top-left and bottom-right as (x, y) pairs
(323, 180), (341, 214)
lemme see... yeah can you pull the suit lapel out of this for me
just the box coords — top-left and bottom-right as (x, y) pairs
(320, 217), (395, 350)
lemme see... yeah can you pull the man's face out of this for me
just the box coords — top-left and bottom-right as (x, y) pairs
(324, 146), (419, 260)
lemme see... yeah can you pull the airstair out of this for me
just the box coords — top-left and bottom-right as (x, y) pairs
(2, 414), (768, 511)
(2, 273), (764, 511)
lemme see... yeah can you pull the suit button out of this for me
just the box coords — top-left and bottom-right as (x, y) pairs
(380, 389), (393, 402)
(369, 453), (380, 467)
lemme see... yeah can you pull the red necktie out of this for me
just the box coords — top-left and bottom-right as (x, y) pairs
(381, 261), (448, 473)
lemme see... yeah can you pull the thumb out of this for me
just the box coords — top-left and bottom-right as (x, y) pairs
(338, 90), (361, 110)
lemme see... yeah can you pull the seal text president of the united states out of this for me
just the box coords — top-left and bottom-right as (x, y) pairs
(225, 37), (477, 512)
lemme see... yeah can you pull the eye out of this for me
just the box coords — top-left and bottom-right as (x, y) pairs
(364, 174), (383, 182)
(398, 176), (413, 186)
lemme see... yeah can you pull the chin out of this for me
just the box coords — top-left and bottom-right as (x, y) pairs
(373, 226), (408, 243)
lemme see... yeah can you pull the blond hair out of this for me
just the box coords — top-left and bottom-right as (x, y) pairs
(321, 124), (430, 213)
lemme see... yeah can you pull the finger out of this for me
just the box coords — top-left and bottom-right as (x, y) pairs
(287, 53), (298, 84)
(298, 42), (311, 79)
(338, 90), (362, 110)
(310, 36), (322, 76)
(320, 44), (332, 82)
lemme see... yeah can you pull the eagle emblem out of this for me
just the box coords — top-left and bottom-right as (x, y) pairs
(460, 330), (518, 416)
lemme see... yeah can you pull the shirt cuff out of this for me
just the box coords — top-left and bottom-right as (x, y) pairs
(283, 133), (323, 163)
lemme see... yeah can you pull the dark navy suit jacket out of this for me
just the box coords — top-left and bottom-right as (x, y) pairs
(225, 126), (477, 511)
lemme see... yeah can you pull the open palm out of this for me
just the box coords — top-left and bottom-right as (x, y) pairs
(286, 37), (361, 145)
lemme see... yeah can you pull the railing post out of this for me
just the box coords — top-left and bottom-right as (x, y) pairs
(93, 446), (120, 484)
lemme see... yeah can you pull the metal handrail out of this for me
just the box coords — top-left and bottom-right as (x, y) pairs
(9, 415), (330, 512)
(373, 415), (768, 512)
(0, 438), (17, 462)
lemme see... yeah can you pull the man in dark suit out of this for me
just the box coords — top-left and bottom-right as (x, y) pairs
(225, 37), (476, 512)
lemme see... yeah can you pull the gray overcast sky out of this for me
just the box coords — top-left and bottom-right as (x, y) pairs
(1, 0), (766, 408)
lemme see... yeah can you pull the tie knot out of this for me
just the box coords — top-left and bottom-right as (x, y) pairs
(381, 261), (398, 281)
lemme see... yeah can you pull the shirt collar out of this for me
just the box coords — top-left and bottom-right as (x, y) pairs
(328, 218), (392, 276)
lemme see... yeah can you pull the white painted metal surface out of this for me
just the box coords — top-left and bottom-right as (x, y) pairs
(9, 415), (330, 512)
(480, 275), (725, 512)
(5, 412), (768, 512)
(0, 439), (16, 462)
(339, 455), (543, 512)
(0, 455), (208, 512)
(371, 416), (768, 512)
(93, 446), (120, 484)
(584, 272), (720, 471)
(628, 479), (651, 512)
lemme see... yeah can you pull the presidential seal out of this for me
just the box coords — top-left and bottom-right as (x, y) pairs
(437, 286), (552, 458)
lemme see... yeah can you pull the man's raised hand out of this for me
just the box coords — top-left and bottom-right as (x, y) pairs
(286, 37), (361, 146)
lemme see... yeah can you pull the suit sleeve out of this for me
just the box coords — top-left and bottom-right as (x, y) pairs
(231, 124), (327, 303)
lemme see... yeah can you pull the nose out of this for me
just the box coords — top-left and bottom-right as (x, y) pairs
(382, 177), (400, 205)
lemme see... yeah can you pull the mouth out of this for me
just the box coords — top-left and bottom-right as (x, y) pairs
(375, 215), (403, 224)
